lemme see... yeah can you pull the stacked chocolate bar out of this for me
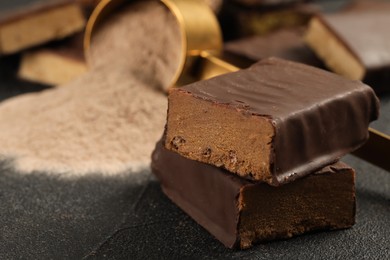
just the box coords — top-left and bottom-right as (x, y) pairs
(305, 8), (390, 93)
(0, 0), (86, 55)
(152, 57), (379, 249)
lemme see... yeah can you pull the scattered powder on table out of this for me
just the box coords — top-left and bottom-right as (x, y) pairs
(0, 1), (182, 175)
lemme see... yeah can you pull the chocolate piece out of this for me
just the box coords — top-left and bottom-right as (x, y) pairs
(0, 0), (85, 55)
(152, 141), (356, 249)
(165, 58), (379, 185)
(18, 33), (87, 85)
(218, 2), (316, 40)
(342, 0), (390, 13)
(225, 28), (325, 68)
(305, 12), (390, 93)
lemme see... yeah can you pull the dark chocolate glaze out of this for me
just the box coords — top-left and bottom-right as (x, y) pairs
(152, 140), (243, 248)
(151, 140), (354, 248)
(225, 29), (325, 68)
(177, 58), (379, 185)
(320, 12), (390, 92)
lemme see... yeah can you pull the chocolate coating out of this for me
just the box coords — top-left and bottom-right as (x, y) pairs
(174, 58), (379, 185)
(319, 12), (390, 92)
(152, 140), (356, 249)
(154, 140), (240, 247)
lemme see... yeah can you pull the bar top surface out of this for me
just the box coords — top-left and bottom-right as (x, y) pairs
(179, 57), (378, 121)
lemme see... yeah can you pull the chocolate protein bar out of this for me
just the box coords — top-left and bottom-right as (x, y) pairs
(152, 141), (356, 249)
(0, 0), (85, 55)
(165, 58), (379, 185)
(305, 11), (390, 93)
(18, 33), (87, 85)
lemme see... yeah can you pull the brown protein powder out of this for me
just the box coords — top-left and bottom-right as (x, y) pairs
(0, 1), (182, 175)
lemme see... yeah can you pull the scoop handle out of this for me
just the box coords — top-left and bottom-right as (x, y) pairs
(197, 51), (240, 79)
(353, 128), (390, 172)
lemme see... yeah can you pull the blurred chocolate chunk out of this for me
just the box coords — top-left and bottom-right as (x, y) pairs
(0, 0), (86, 55)
(225, 28), (325, 68)
(18, 33), (87, 85)
(305, 11), (390, 93)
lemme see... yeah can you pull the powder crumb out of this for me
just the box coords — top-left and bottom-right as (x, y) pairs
(0, 1), (181, 176)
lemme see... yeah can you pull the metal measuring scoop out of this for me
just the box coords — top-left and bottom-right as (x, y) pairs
(84, 0), (239, 88)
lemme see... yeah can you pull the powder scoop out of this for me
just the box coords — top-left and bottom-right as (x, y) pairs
(84, 0), (238, 89)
